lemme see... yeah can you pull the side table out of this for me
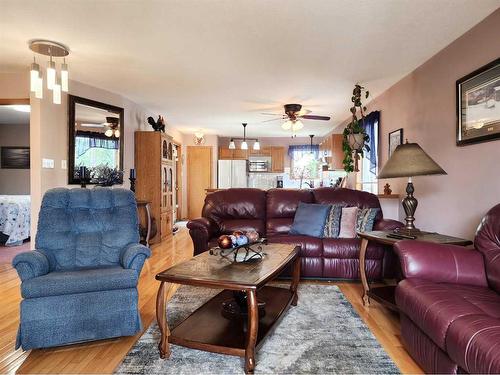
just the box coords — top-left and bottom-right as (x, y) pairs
(358, 230), (472, 310)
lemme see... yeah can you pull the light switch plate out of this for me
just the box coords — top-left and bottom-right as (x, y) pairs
(42, 158), (54, 169)
(61, 160), (67, 169)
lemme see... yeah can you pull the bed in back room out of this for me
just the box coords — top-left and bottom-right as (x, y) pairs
(0, 195), (30, 246)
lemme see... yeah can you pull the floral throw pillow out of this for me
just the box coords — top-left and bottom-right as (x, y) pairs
(356, 208), (380, 235)
(323, 205), (343, 238)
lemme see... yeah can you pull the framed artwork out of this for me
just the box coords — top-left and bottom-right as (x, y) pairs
(388, 128), (403, 157)
(0, 147), (30, 169)
(457, 58), (500, 146)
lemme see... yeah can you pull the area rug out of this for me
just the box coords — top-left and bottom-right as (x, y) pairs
(116, 284), (400, 374)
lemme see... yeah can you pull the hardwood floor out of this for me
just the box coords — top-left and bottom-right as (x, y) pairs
(0, 229), (422, 374)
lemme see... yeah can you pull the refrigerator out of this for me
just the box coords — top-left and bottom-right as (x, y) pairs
(218, 160), (248, 188)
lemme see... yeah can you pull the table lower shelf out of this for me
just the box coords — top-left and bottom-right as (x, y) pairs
(368, 285), (398, 311)
(170, 285), (294, 357)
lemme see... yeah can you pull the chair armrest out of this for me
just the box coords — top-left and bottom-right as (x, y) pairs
(187, 218), (217, 255)
(12, 251), (50, 282)
(120, 243), (151, 273)
(394, 240), (487, 287)
(373, 218), (404, 231)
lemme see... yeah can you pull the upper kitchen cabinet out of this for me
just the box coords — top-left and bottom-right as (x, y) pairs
(219, 147), (248, 160)
(320, 134), (344, 170)
(270, 146), (285, 172)
(248, 146), (272, 156)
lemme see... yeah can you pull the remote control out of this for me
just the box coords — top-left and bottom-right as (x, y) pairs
(387, 233), (417, 240)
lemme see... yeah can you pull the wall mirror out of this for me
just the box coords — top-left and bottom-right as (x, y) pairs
(68, 95), (124, 185)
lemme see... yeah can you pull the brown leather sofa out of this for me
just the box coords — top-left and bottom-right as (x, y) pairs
(393, 203), (500, 374)
(187, 187), (402, 279)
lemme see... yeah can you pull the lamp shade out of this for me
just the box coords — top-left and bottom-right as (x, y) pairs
(378, 142), (446, 179)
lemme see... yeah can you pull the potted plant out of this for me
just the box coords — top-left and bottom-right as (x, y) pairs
(342, 84), (370, 172)
(91, 165), (124, 186)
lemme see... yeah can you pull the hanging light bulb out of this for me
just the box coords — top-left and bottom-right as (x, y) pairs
(253, 140), (260, 150)
(52, 75), (61, 104)
(241, 123), (248, 150)
(30, 58), (40, 92)
(228, 139), (236, 149)
(35, 73), (43, 99)
(47, 55), (56, 90)
(61, 59), (69, 92)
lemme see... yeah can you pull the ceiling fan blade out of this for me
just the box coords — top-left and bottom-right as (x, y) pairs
(296, 109), (311, 116)
(261, 117), (283, 123)
(300, 114), (331, 121)
(260, 112), (283, 116)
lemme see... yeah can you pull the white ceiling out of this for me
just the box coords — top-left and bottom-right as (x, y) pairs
(1, 0), (499, 137)
(0, 106), (30, 126)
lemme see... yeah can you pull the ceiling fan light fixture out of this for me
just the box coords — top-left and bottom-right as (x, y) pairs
(292, 120), (304, 131)
(253, 140), (260, 150)
(281, 120), (293, 130)
(114, 129), (120, 138)
(105, 128), (113, 137)
(228, 139), (236, 149)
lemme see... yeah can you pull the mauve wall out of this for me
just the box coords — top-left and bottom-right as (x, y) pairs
(367, 9), (500, 239)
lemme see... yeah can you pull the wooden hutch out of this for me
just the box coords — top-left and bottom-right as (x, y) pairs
(135, 131), (175, 243)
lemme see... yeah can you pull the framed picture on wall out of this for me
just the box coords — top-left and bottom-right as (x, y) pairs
(457, 58), (500, 146)
(388, 128), (403, 157)
(0, 147), (30, 169)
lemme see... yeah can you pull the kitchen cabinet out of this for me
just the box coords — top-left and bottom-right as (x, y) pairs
(270, 146), (285, 172)
(249, 147), (272, 156)
(232, 148), (248, 160)
(319, 134), (344, 170)
(219, 147), (234, 160)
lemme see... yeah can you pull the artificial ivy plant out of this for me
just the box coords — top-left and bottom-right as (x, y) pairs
(342, 84), (370, 173)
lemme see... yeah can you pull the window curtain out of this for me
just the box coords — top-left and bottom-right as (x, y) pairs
(288, 144), (319, 159)
(288, 144), (320, 179)
(75, 131), (119, 158)
(362, 111), (379, 175)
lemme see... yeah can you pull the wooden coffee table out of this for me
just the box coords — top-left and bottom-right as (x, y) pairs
(155, 243), (300, 374)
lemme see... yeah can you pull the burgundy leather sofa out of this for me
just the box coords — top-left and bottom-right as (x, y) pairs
(187, 187), (402, 279)
(393, 203), (500, 374)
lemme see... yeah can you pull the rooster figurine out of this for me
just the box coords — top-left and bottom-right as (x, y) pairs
(147, 115), (166, 132)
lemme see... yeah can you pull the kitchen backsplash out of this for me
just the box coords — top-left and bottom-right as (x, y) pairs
(248, 168), (346, 190)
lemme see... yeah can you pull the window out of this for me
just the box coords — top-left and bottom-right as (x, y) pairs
(356, 117), (379, 194)
(289, 145), (320, 180)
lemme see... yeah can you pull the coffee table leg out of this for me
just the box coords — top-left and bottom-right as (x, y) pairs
(290, 256), (301, 306)
(245, 289), (258, 374)
(359, 238), (370, 306)
(156, 281), (174, 359)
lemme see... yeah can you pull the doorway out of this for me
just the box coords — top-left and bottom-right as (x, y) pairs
(0, 99), (31, 261)
(187, 146), (212, 219)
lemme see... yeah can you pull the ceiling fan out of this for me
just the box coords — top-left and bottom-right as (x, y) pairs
(261, 103), (331, 132)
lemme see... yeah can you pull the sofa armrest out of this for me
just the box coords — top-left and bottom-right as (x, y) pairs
(394, 240), (487, 287)
(373, 218), (404, 231)
(187, 217), (217, 255)
(12, 251), (50, 282)
(120, 243), (151, 273)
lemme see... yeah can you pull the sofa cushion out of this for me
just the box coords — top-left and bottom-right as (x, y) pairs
(203, 188), (267, 236)
(21, 266), (139, 298)
(268, 235), (323, 257)
(289, 202), (331, 238)
(396, 278), (500, 350)
(474, 203), (500, 293)
(339, 207), (358, 238)
(323, 205), (342, 238)
(312, 187), (383, 220)
(36, 188), (139, 271)
(266, 189), (313, 236)
(445, 315), (500, 374)
(323, 238), (385, 260)
(356, 208), (380, 233)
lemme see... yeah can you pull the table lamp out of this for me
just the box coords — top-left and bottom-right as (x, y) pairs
(378, 141), (446, 236)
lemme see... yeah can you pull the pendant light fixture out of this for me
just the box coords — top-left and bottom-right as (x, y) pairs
(241, 123), (248, 150)
(228, 123), (261, 150)
(29, 40), (70, 105)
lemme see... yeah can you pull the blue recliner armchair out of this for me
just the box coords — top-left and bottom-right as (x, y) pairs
(12, 187), (151, 350)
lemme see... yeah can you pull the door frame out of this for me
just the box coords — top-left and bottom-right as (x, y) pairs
(186, 145), (213, 219)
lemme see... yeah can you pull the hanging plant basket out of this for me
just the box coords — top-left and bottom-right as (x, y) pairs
(342, 84), (371, 173)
